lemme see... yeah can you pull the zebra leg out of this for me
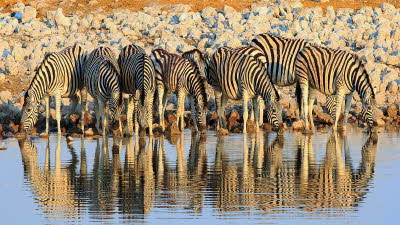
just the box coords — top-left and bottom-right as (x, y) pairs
(300, 83), (310, 132)
(158, 86), (165, 131)
(134, 98), (139, 136)
(45, 95), (50, 135)
(243, 91), (249, 134)
(214, 90), (223, 130)
(80, 88), (87, 134)
(342, 92), (354, 131)
(176, 90), (186, 132)
(101, 100), (108, 136)
(148, 95), (154, 136)
(221, 94), (229, 129)
(252, 97), (260, 130)
(55, 91), (62, 135)
(95, 99), (101, 132)
(308, 89), (317, 132)
(333, 90), (345, 131)
(258, 97), (264, 126)
(189, 95), (199, 133)
(126, 96), (134, 135)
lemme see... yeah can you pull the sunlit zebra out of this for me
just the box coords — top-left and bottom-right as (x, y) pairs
(295, 45), (378, 132)
(207, 47), (283, 133)
(83, 47), (123, 135)
(19, 45), (87, 136)
(151, 49), (207, 133)
(118, 44), (156, 136)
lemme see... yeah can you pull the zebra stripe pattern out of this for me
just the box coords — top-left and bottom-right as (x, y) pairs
(207, 47), (282, 133)
(118, 44), (156, 136)
(251, 33), (309, 86)
(295, 45), (378, 132)
(84, 47), (122, 135)
(151, 49), (207, 133)
(20, 45), (87, 136)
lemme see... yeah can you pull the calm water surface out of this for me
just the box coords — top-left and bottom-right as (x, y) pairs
(1, 127), (399, 224)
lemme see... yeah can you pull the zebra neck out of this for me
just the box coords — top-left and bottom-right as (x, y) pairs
(353, 71), (373, 100)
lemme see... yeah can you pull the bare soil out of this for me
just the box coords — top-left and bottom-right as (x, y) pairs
(1, 0), (399, 17)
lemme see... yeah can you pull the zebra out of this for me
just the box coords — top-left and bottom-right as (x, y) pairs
(183, 47), (272, 128)
(207, 47), (283, 133)
(118, 44), (156, 136)
(151, 49), (208, 133)
(83, 47), (123, 136)
(251, 33), (339, 122)
(19, 45), (87, 137)
(295, 45), (378, 132)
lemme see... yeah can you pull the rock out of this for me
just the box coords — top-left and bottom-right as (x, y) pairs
(0, 91), (12, 103)
(39, 132), (48, 138)
(12, 45), (26, 62)
(376, 118), (385, 127)
(387, 81), (398, 94)
(387, 104), (398, 118)
(54, 8), (71, 28)
(11, 3), (25, 13)
(201, 7), (217, 19)
(217, 128), (229, 136)
(22, 6), (37, 23)
(84, 128), (94, 136)
(292, 120), (305, 130)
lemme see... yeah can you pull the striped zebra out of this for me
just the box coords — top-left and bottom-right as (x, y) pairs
(151, 49), (207, 133)
(118, 44), (156, 136)
(295, 45), (378, 132)
(207, 47), (283, 133)
(83, 47), (123, 135)
(19, 45), (87, 136)
(183, 47), (274, 128)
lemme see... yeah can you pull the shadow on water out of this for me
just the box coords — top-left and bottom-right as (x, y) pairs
(16, 130), (378, 223)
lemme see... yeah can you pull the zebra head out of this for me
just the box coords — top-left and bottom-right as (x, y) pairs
(19, 91), (40, 133)
(361, 97), (378, 129)
(109, 91), (123, 122)
(182, 49), (209, 80)
(193, 76), (208, 133)
(264, 92), (283, 132)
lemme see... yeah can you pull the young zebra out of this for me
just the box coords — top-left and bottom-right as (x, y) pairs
(296, 45), (378, 132)
(84, 47), (123, 135)
(118, 44), (156, 136)
(19, 45), (87, 136)
(208, 47), (283, 133)
(151, 49), (207, 133)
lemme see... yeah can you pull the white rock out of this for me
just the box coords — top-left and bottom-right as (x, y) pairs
(0, 90), (13, 103)
(22, 6), (37, 23)
(11, 3), (25, 13)
(201, 7), (217, 19)
(12, 45), (26, 62)
(54, 8), (71, 28)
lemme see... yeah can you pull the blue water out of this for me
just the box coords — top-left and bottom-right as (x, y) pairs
(0, 126), (399, 224)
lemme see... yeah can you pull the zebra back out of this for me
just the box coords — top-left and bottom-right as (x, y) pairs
(251, 33), (309, 86)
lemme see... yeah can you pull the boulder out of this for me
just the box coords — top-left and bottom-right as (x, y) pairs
(22, 6), (37, 23)
(54, 8), (71, 28)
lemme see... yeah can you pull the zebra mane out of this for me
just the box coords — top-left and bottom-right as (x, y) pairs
(352, 54), (376, 99)
(25, 51), (55, 99)
(182, 49), (205, 63)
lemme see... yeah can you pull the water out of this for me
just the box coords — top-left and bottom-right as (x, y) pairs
(1, 127), (399, 224)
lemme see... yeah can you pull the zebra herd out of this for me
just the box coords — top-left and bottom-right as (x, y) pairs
(18, 32), (378, 137)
